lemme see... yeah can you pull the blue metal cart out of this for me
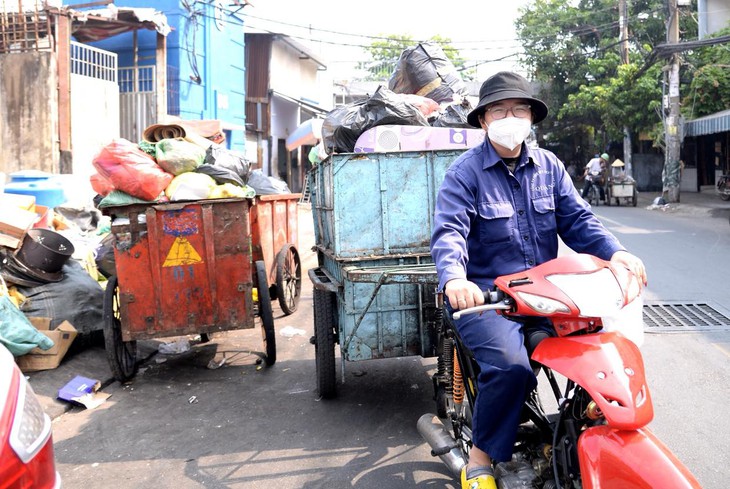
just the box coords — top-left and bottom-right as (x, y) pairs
(308, 150), (460, 398)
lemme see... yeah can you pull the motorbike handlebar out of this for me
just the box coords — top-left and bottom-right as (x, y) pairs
(451, 288), (511, 320)
(452, 302), (511, 320)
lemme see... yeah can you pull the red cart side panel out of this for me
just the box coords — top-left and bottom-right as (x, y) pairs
(111, 199), (254, 341)
(249, 194), (300, 284)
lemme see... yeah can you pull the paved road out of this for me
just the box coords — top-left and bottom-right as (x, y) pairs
(36, 193), (730, 488)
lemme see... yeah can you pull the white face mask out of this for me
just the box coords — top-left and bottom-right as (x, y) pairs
(486, 117), (532, 151)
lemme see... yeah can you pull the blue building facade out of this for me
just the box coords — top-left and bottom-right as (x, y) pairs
(65, 0), (247, 152)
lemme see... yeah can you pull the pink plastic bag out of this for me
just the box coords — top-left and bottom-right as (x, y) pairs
(92, 139), (173, 201)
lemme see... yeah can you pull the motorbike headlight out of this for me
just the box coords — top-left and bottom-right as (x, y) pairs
(516, 292), (571, 315)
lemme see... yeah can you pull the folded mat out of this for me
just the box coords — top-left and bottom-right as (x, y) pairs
(143, 120), (225, 146)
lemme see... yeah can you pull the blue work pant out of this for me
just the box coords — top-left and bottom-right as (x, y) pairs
(454, 310), (548, 462)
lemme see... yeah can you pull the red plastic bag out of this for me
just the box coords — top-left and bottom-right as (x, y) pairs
(89, 172), (115, 197)
(92, 139), (173, 201)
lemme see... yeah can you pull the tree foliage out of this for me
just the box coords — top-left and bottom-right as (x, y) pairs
(682, 27), (730, 118)
(514, 0), (702, 159)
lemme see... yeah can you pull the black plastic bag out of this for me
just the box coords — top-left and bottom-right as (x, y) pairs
(95, 233), (116, 279)
(431, 99), (474, 128)
(17, 260), (104, 335)
(203, 145), (250, 184)
(195, 163), (245, 186)
(247, 169), (290, 195)
(388, 43), (468, 104)
(322, 86), (430, 153)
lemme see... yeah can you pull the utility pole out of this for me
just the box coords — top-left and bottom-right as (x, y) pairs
(663, 0), (681, 202)
(619, 0), (632, 176)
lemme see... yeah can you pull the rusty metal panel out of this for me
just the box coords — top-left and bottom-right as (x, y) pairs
(249, 194), (301, 285)
(110, 199), (254, 341)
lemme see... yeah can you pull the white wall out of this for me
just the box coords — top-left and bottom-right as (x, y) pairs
(69, 74), (120, 205)
(270, 41), (320, 104)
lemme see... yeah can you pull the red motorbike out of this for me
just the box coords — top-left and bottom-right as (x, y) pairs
(419, 254), (701, 488)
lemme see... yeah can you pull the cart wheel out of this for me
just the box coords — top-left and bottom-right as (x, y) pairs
(632, 190), (638, 207)
(103, 275), (138, 382)
(275, 243), (302, 315)
(255, 260), (276, 366)
(605, 187), (611, 206)
(313, 288), (337, 398)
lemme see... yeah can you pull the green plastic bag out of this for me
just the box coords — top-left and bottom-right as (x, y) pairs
(155, 138), (206, 175)
(0, 295), (54, 357)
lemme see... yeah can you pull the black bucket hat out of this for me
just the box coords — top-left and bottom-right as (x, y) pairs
(467, 71), (549, 128)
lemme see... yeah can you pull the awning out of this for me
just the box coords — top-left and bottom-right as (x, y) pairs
(70, 5), (171, 43)
(684, 109), (730, 137)
(286, 119), (323, 151)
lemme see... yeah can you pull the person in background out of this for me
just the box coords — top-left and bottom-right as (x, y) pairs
(581, 152), (608, 201)
(430, 71), (647, 489)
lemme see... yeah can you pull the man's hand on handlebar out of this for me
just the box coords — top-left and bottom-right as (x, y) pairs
(610, 250), (648, 287)
(444, 278), (485, 310)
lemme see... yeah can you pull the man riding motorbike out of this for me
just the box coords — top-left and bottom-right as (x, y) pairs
(430, 71), (647, 489)
(581, 153), (608, 202)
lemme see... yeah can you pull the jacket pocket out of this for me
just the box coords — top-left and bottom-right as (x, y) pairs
(478, 201), (514, 244)
(532, 194), (556, 237)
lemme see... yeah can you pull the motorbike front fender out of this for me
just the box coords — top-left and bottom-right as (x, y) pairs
(578, 425), (701, 489)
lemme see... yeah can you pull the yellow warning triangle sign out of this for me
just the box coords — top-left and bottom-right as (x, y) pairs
(163, 237), (203, 267)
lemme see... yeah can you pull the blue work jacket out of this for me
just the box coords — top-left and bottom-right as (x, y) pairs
(430, 140), (625, 291)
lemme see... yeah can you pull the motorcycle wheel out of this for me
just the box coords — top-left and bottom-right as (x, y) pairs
(719, 180), (730, 201)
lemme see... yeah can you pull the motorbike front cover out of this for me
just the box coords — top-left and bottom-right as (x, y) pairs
(578, 425), (701, 488)
(531, 332), (653, 429)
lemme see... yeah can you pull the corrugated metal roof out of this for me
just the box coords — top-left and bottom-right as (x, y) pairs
(684, 109), (730, 137)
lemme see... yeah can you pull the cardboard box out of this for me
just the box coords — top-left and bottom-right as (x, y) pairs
(15, 318), (78, 372)
(0, 206), (38, 249)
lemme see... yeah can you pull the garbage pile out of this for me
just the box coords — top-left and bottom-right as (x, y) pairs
(0, 190), (103, 368)
(0, 120), (290, 370)
(319, 42), (484, 157)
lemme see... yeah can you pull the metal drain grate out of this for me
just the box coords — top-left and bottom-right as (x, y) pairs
(643, 302), (730, 332)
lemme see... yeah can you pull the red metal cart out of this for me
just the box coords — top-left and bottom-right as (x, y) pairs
(102, 198), (276, 382)
(248, 194), (302, 315)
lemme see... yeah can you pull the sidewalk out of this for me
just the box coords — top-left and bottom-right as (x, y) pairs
(636, 188), (730, 218)
(24, 191), (730, 420)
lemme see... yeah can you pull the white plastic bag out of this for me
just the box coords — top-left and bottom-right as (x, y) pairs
(601, 295), (645, 347)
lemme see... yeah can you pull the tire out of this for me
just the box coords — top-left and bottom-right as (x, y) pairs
(255, 260), (276, 366)
(313, 288), (337, 398)
(103, 275), (138, 382)
(275, 243), (302, 315)
(632, 189), (638, 207)
(605, 187), (612, 206)
(720, 181), (730, 201)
